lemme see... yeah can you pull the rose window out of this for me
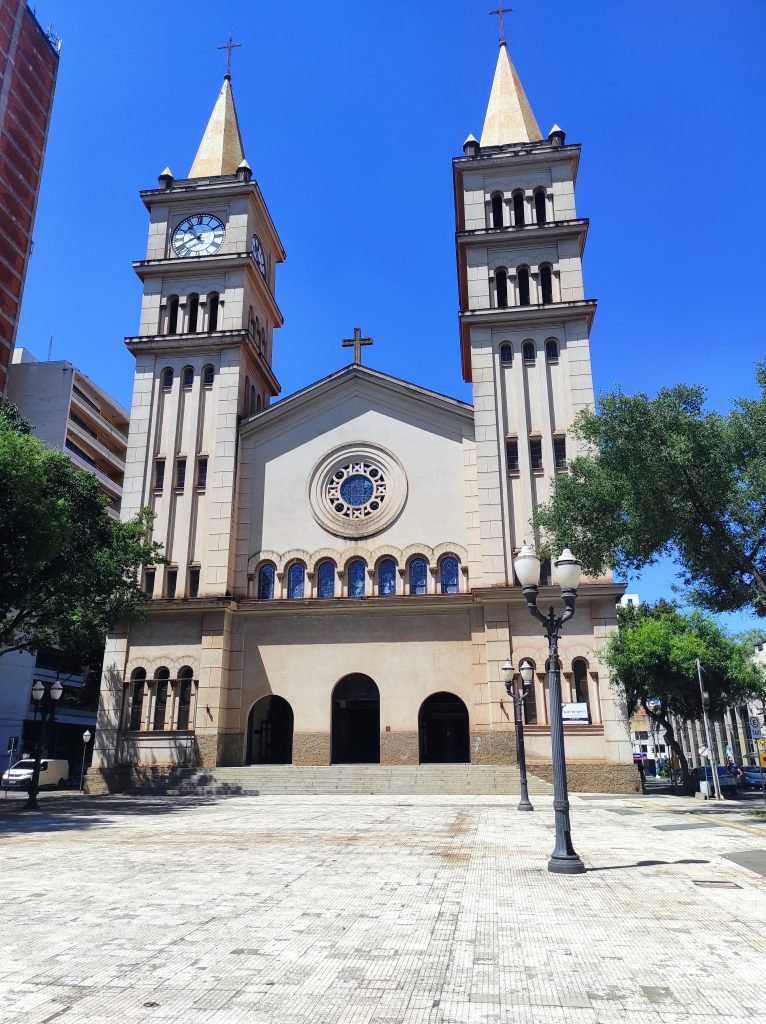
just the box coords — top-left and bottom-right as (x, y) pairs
(326, 462), (386, 520)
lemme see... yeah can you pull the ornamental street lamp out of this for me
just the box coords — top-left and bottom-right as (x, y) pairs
(23, 677), (63, 811)
(500, 658), (534, 811)
(514, 543), (585, 875)
(80, 730), (92, 795)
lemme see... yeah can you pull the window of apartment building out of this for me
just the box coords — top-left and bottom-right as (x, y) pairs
(189, 566), (200, 599)
(175, 458), (186, 490)
(154, 459), (165, 491)
(165, 569), (177, 600)
(506, 438), (519, 474)
(176, 668), (194, 730)
(153, 668), (170, 731)
(196, 457), (207, 490)
(143, 569), (155, 596)
(182, 365), (194, 390)
(529, 437), (543, 471)
(554, 436), (567, 470)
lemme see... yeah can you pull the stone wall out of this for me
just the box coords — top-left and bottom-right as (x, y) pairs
(380, 731), (418, 765)
(529, 760), (639, 794)
(470, 730), (517, 765)
(293, 732), (331, 766)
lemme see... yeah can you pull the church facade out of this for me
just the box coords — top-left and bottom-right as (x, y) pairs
(90, 41), (635, 793)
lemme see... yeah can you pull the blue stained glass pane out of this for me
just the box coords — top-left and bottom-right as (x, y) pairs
(409, 558), (427, 596)
(440, 557), (459, 594)
(339, 474), (373, 507)
(378, 559), (396, 596)
(258, 564), (275, 600)
(348, 560), (365, 597)
(288, 563), (305, 599)
(318, 561), (335, 598)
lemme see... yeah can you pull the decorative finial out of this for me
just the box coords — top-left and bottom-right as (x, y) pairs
(342, 327), (373, 366)
(489, 4), (513, 46)
(218, 33), (241, 79)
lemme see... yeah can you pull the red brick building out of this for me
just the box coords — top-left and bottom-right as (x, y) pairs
(0, 0), (59, 393)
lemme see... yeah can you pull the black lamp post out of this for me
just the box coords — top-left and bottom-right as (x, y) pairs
(23, 677), (63, 811)
(500, 658), (534, 811)
(513, 544), (585, 875)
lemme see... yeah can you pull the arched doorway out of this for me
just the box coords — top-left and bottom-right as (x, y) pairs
(331, 674), (380, 764)
(247, 695), (294, 764)
(419, 692), (470, 763)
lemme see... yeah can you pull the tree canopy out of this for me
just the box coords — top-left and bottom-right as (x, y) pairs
(601, 601), (765, 790)
(533, 367), (766, 616)
(0, 398), (163, 662)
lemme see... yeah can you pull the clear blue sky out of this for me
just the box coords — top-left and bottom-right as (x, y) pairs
(19, 0), (766, 633)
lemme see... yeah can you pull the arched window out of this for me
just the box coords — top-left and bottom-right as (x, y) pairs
(512, 190), (525, 226)
(409, 557), (428, 596)
(250, 385), (256, 414)
(161, 367), (173, 391)
(287, 562), (305, 599)
(257, 562), (275, 600)
(256, 393), (262, 412)
(317, 560), (335, 599)
(378, 558), (396, 596)
(522, 340), (536, 363)
(244, 375), (250, 411)
(500, 343), (513, 365)
(202, 364), (214, 388)
(166, 296), (179, 334)
(495, 268), (508, 309)
(207, 293), (219, 332)
(129, 668), (146, 731)
(153, 667), (170, 731)
(348, 559), (365, 598)
(545, 338), (559, 361)
(248, 306), (256, 337)
(517, 265), (530, 306)
(176, 666), (194, 730)
(534, 188), (547, 225)
(540, 263), (553, 304)
(182, 365), (194, 390)
(187, 293), (199, 333)
(491, 192), (503, 229)
(439, 556), (459, 595)
(573, 658), (590, 710)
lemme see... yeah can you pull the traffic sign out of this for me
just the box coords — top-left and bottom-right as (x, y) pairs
(749, 716), (763, 740)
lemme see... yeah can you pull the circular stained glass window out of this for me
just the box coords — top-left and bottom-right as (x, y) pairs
(326, 462), (386, 520)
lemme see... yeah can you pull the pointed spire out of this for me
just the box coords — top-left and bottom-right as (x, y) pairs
(188, 76), (246, 178)
(480, 43), (542, 147)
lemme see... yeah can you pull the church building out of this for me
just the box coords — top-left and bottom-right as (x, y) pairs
(90, 36), (635, 794)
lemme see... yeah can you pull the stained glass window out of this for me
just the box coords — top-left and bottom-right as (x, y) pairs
(348, 559), (365, 598)
(340, 474), (374, 507)
(287, 563), (305, 600)
(409, 558), (428, 596)
(317, 561), (335, 598)
(258, 563), (275, 600)
(378, 558), (396, 596)
(440, 557), (459, 595)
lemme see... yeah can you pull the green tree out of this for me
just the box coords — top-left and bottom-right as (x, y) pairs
(533, 367), (766, 616)
(0, 398), (163, 660)
(601, 602), (765, 793)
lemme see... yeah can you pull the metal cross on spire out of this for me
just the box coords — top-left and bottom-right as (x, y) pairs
(218, 33), (242, 78)
(489, 3), (513, 45)
(342, 327), (373, 366)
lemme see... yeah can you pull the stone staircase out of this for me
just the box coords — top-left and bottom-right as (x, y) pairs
(153, 764), (554, 798)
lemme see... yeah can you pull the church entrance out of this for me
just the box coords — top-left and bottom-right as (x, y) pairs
(331, 674), (380, 764)
(419, 692), (470, 763)
(247, 695), (294, 764)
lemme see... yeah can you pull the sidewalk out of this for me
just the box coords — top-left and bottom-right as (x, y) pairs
(1, 792), (765, 1023)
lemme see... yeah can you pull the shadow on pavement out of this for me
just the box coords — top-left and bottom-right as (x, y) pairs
(587, 858), (709, 872)
(0, 794), (222, 836)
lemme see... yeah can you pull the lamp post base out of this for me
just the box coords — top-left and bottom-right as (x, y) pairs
(517, 798), (534, 811)
(548, 854), (586, 875)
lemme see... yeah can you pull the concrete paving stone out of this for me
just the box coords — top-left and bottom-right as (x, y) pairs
(1, 793), (766, 1023)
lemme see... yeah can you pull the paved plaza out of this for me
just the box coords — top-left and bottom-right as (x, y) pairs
(1, 791), (766, 1024)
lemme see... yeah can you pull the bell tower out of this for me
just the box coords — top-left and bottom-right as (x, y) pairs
(120, 69), (285, 600)
(453, 41), (596, 586)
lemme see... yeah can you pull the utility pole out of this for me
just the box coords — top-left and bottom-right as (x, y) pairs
(697, 659), (723, 801)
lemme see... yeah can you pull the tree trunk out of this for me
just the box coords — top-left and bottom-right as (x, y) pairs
(641, 700), (694, 795)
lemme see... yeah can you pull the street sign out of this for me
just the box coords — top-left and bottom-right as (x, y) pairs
(6, 737), (17, 754)
(562, 702), (589, 723)
(632, 752), (645, 761)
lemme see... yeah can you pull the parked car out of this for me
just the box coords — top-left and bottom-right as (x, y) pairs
(740, 766), (766, 790)
(1, 758), (69, 790)
(690, 765), (739, 794)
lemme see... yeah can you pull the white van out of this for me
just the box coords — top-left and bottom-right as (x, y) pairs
(2, 758), (69, 790)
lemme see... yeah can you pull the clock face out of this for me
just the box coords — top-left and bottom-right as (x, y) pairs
(172, 214), (225, 257)
(251, 233), (266, 277)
